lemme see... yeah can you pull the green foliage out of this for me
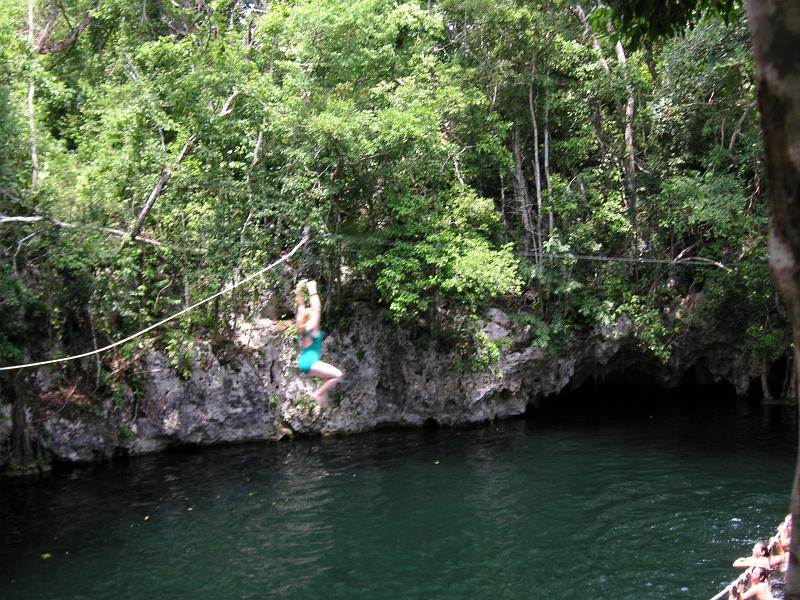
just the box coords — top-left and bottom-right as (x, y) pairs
(0, 0), (784, 383)
(164, 331), (195, 380)
(653, 172), (753, 241)
(598, 0), (742, 48)
(615, 294), (671, 363)
(509, 311), (567, 352)
(118, 423), (135, 440)
(360, 186), (521, 321)
(460, 330), (505, 375)
(295, 394), (318, 416)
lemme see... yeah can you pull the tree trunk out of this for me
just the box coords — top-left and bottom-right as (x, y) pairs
(576, 6), (638, 253)
(499, 174), (509, 233)
(512, 126), (536, 259)
(7, 379), (37, 471)
(574, 5), (612, 162)
(27, 0), (39, 194)
(544, 100), (554, 236)
(783, 351), (795, 403)
(573, 5), (611, 75)
(26, 82), (39, 194)
(85, 304), (101, 390)
(23, 0), (98, 199)
(761, 357), (773, 402)
(745, 2), (800, 597)
(728, 107), (751, 153)
(610, 24), (638, 256)
(528, 78), (544, 258)
(643, 41), (659, 86)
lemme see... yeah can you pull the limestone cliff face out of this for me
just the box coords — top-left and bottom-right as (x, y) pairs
(0, 307), (766, 466)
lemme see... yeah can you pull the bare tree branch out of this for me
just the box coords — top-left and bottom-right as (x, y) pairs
(37, 1), (100, 54)
(1, 213), (165, 247)
(728, 105), (753, 152)
(33, 0), (59, 52)
(246, 130), (263, 202)
(217, 87), (239, 116)
(13, 232), (37, 277)
(129, 134), (197, 242)
(673, 241), (701, 264)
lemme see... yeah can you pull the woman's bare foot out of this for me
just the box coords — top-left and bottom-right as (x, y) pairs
(313, 392), (329, 409)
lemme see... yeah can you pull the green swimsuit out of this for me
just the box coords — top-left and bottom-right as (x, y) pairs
(297, 330), (323, 373)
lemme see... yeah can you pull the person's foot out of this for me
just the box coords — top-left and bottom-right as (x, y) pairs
(313, 393), (329, 409)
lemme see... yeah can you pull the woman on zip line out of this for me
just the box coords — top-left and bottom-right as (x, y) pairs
(295, 279), (343, 408)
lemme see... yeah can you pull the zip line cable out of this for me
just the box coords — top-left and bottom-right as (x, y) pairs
(0, 232), (310, 372)
(328, 234), (735, 271)
(536, 252), (734, 271)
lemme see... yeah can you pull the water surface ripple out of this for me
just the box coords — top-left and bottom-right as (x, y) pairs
(1, 395), (795, 599)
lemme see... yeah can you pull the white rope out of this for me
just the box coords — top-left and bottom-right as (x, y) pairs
(330, 235), (737, 271)
(536, 252), (734, 272)
(0, 233), (310, 372)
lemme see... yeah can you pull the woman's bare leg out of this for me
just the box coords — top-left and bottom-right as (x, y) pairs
(308, 361), (343, 407)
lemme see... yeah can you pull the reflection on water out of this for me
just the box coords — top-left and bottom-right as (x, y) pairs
(0, 391), (796, 600)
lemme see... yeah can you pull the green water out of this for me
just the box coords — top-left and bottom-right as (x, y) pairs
(1, 390), (796, 599)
